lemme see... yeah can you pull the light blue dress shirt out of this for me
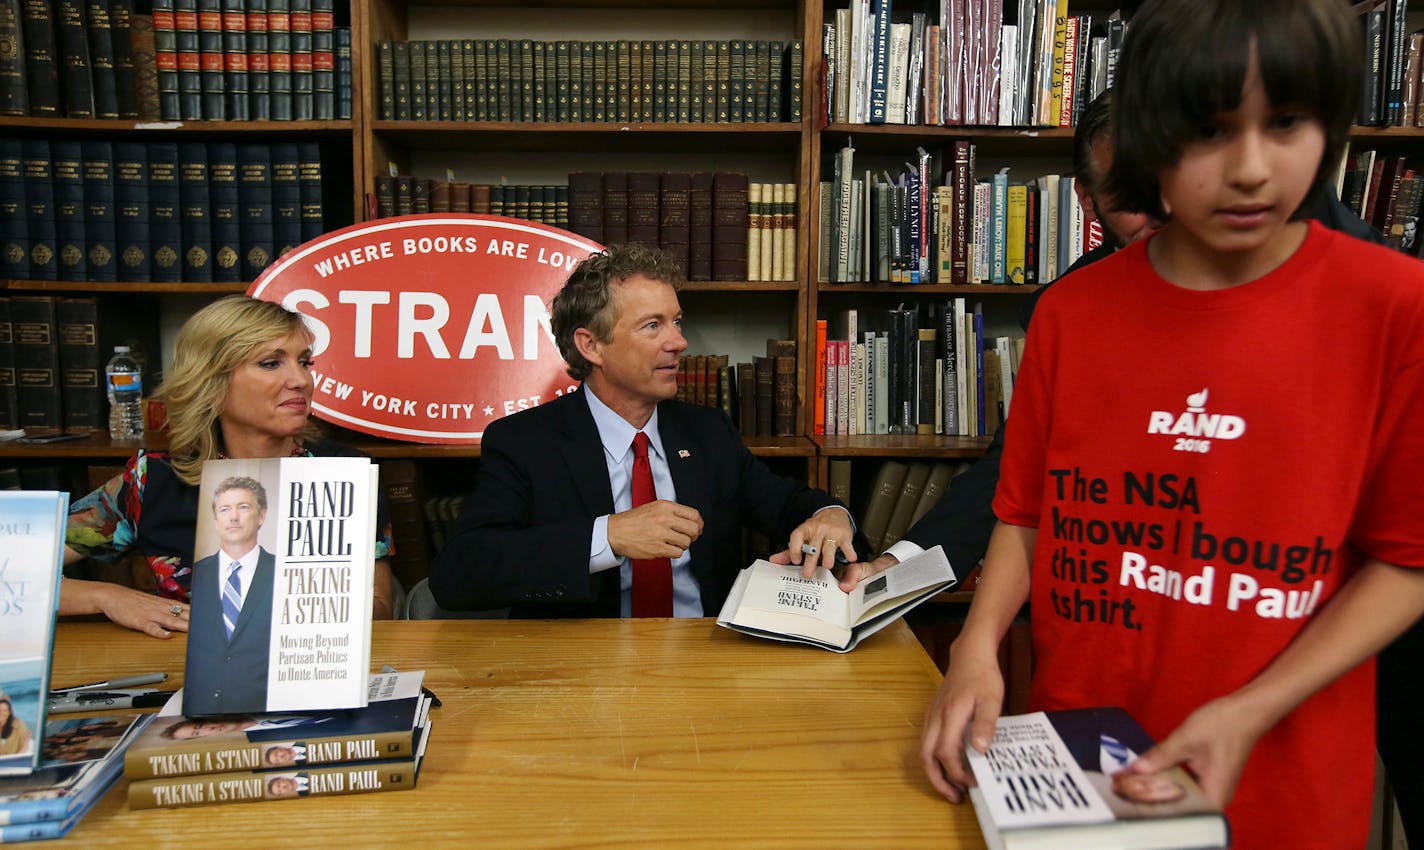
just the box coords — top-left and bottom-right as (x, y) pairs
(584, 386), (704, 617)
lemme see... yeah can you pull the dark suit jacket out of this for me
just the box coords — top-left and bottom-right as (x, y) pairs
(183, 546), (276, 716)
(430, 387), (841, 618)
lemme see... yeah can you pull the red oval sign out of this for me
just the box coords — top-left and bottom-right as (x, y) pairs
(249, 215), (603, 444)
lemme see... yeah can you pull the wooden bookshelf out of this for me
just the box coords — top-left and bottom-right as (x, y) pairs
(0, 280), (251, 294)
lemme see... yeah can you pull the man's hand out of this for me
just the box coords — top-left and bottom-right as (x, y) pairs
(834, 552), (899, 592)
(768, 508), (857, 576)
(608, 500), (704, 560)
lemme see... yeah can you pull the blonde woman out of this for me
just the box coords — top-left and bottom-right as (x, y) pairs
(62, 295), (394, 636)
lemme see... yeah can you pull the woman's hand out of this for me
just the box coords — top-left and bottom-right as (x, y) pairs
(60, 578), (190, 639)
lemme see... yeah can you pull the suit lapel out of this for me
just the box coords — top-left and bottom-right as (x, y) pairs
(660, 403), (708, 523)
(561, 388), (616, 517)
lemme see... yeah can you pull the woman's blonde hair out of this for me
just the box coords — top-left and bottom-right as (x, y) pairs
(158, 295), (313, 484)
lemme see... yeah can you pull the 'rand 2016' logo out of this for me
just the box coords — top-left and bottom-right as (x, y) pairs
(1146, 388), (1246, 455)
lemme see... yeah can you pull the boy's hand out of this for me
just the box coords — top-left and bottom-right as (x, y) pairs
(1123, 692), (1268, 807)
(919, 644), (1005, 802)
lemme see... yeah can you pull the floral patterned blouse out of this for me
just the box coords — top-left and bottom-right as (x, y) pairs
(65, 440), (394, 602)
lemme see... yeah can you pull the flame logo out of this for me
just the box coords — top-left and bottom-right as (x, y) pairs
(1186, 388), (1209, 412)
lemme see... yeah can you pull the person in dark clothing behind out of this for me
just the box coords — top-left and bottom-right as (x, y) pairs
(840, 88), (1420, 848)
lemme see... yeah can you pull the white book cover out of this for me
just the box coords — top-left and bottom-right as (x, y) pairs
(874, 333), (890, 434)
(998, 25), (1019, 126)
(183, 457), (378, 716)
(0, 492), (68, 776)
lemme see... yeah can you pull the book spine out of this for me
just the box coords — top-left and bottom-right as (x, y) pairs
(106, 0), (136, 117)
(113, 141), (150, 281)
(711, 171), (748, 280)
(55, 0), (94, 117)
(297, 140), (321, 241)
(18, 0), (58, 116)
(81, 140), (116, 281)
(391, 40), (408, 119)
(688, 171), (712, 281)
(84, 0), (119, 117)
(147, 142), (181, 281)
(309, 0), (331, 118)
(50, 140), (85, 281)
(196, 0), (223, 118)
(130, 11), (161, 119)
(626, 171), (659, 246)
(20, 139), (57, 280)
(246, 0), (268, 119)
(56, 296), (102, 431)
(334, 26), (349, 119)
(10, 295), (61, 432)
(0, 140), (27, 280)
(0, 297), (15, 430)
(152, 0), (180, 118)
(128, 759), (420, 808)
(173, 0), (200, 118)
(266, 0), (289, 119)
(236, 144), (273, 276)
(659, 171), (690, 278)
(602, 170), (627, 245)
(178, 141), (211, 281)
(288, 0), (310, 119)
(124, 727), (419, 780)
(208, 142), (241, 281)
(221, 0), (248, 119)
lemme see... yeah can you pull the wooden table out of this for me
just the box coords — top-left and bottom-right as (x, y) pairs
(51, 619), (985, 848)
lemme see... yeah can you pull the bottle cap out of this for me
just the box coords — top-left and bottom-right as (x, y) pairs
(114, 345), (131, 353)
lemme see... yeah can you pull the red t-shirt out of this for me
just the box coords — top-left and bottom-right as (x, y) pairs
(994, 222), (1424, 850)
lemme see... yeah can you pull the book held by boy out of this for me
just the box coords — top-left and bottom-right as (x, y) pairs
(0, 491), (69, 777)
(715, 545), (955, 651)
(127, 670), (428, 780)
(182, 456), (379, 716)
(966, 707), (1229, 850)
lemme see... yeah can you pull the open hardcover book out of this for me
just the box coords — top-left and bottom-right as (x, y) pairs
(0, 491), (69, 777)
(966, 707), (1229, 850)
(716, 545), (955, 651)
(182, 457), (379, 716)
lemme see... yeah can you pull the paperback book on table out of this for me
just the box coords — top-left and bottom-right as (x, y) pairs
(0, 712), (155, 843)
(966, 707), (1229, 850)
(0, 491), (69, 777)
(715, 545), (956, 651)
(126, 671), (428, 780)
(182, 456), (379, 716)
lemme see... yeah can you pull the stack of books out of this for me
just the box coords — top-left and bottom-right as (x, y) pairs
(122, 671), (432, 809)
(0, 713), (156, 842)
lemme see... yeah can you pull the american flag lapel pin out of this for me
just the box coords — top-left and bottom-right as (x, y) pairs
(678, 449), (691, 458)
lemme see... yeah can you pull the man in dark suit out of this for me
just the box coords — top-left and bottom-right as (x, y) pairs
(431, 243), (856, 618)
(184, 476), (276, 716)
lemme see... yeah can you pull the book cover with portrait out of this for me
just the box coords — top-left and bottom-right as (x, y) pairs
(181, 457), (378, 716)
(0, 491), (69, 777)
(966, 707), (1229, 850)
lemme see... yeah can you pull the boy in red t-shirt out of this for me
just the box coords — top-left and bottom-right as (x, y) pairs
(919, 1), (1424, 848)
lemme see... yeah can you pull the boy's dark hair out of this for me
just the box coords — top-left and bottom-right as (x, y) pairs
(1105, 0), (1362, 222)
(550, 243), (684, 381)
(1072, 89), (1115, 188)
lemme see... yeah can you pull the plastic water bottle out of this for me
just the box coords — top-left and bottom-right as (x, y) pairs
(105, 346), (144, 441)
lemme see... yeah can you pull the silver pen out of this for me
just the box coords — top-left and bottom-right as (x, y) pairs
(50, 672), (168, 694)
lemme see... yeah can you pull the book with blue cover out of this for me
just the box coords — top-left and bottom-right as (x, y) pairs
(0, 712), (154, 842)
(0, 491), (68, 778)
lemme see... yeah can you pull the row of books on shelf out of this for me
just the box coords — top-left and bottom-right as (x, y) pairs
(1340, 149), (1424, 255)
(1359, 0), (1417, 127)
(0, 0), (352, 121)
(822, 0), (1125, 128)
(376, 38), (803, 124)
(0, 138), (326, 283)
(373, 177), (567, 224)
(827, 457), (964, 555)
(820, 139), (1099, 285)
(0, 294), (161, 433)
(566, 172), (793, 283)
(675, 339), (799, 439)
(815, 302), (1023, 439)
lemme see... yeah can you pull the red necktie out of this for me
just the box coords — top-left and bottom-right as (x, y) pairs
(630, 431), (673, 617)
